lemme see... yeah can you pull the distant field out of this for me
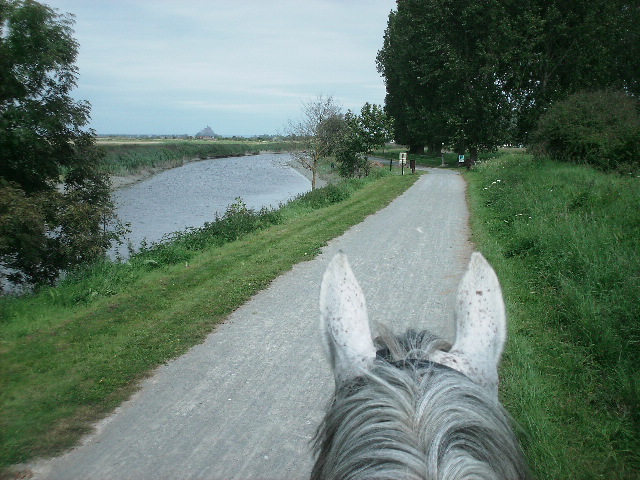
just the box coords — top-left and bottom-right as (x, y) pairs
(96, 140), (293, 176)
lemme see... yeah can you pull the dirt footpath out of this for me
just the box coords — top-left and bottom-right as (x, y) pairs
(30, 168), (472, 480)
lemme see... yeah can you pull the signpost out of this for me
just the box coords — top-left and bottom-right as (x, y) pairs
(399, 152), (407, 175)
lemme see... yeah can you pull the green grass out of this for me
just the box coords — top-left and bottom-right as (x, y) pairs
(0, 171), (418, 471)
(6, 149), (637, 477)
(464, 154), (639, 478)
(98, 140), (292, 176)
(372, 146), (527, 168)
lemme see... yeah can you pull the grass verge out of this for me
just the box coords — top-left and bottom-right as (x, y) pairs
(0, 171), (419, 472)
(465, 154), (639, 478)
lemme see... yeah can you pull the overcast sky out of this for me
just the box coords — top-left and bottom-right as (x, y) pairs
(44, 1), (396, 136)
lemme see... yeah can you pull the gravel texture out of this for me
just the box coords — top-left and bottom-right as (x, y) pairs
(30, 168), (471, 480)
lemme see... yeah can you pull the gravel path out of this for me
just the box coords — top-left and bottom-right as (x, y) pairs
(30, 168), (472, 480)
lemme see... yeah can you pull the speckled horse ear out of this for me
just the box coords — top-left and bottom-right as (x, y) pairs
(319, 252), (376, 386)
(431, 252), (507, 399)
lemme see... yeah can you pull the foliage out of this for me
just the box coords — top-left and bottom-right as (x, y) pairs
(510, 1), (640, 139)
(0, 174), (418, 471)
(530, 90), (640, 171)
(377, 0), (640, 153)
(135, 198), (283, 266)
(353, 103), (394, 153)
(286, 94), (344, 189)
(335, 103), (393, 178)
(466, 155), (639, 477)
(377, 0), (516, 162)
(99, 142), (266, 175)
(0, 0), (119, 288)
(292, 181), (359, 209)
(334, 111), (370, 178)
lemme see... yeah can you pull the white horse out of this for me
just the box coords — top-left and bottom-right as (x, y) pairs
(312, 252), (530, 480)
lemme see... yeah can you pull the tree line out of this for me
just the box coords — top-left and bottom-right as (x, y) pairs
(376, 0), (639, 165)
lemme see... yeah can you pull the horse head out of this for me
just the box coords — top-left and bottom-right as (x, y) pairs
(313, 252), (529, 480)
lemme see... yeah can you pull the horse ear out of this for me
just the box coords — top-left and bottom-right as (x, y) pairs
(320, 252), (376, 385)
(432, 252), (507, 398)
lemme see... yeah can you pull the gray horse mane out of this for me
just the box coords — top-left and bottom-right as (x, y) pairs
(311, 328), (530, 480)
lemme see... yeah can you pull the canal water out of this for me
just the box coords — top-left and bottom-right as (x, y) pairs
(111, 153), (310, 259)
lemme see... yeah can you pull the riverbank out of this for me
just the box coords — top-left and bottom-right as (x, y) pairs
(110, 153), (313, 259)
(1, 171), (417, 475)
(110, 165), (172, 190)
(100, 141), (290, 190)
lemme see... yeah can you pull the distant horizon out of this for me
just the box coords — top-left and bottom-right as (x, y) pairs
(44, 1), (396, 135)
(95, 132), (282, 138)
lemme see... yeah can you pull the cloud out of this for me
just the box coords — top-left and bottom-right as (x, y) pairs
(47, 0), (396, 134)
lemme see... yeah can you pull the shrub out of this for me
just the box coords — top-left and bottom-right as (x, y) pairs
(292, 184), (352, 209)
(133, 198), (283, 267)
(531, 90), (640, 171)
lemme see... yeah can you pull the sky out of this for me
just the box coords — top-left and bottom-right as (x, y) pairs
(44, 0), (397, 136)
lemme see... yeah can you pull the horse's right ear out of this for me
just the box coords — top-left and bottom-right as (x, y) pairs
(432, 252), (507, 398)
(320, 252), (376, 385)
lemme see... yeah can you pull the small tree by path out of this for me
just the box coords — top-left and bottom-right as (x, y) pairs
(286, 94), (344, 190)
(335, 103), (393, 178)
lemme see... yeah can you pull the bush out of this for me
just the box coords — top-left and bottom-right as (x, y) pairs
(531, 90), (640, 171)
(133, 198), (283, 267)
(292, 184), (353, 209)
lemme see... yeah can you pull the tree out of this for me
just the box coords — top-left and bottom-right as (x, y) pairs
(356, 103), (394, 154)
(509, 0), (640, 140)
(0, 0), (120, 288)
(377, 0), (516, 165)
(287, 94), (344, 190)
(376, 0), (640, 159)
(334, 111), (369, 178)
(530, 90), (640, 170)
(375, 7), (438, 154)
(334, 103), (393, 178)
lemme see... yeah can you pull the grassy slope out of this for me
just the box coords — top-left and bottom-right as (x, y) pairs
(464, 154), (639, 479)
(0, 173), (418, 470)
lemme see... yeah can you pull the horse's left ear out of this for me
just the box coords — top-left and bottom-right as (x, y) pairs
(432, 252), (507, 398)
(320, 252), (376, 385)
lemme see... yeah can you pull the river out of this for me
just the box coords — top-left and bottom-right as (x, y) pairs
(111, 153), (310, 259)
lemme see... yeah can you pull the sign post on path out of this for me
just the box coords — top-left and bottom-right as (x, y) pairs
(399, 152), (407, 175)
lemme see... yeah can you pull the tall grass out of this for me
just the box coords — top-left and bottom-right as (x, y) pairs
(465, 154), (639, 478)
(99, 141), (290, 176)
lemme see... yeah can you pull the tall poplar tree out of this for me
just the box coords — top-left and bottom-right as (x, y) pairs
(377, 0), (639, 158)
(377, 0), (516, 164)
